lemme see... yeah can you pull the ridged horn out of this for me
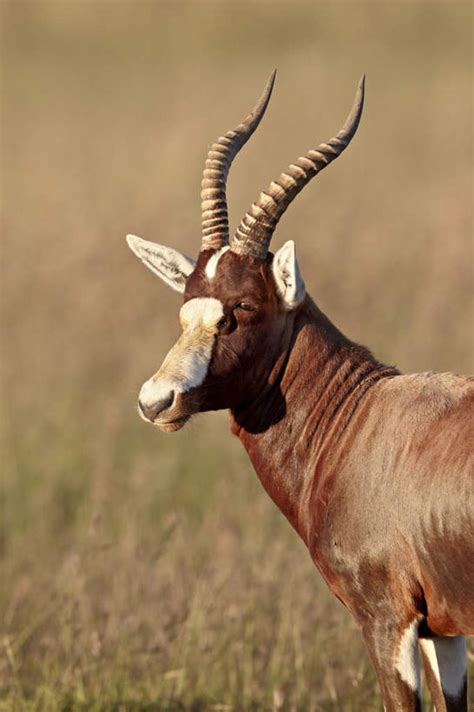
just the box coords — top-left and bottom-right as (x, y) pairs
(200, 70), (276, 252)
(230, 75), (366, 259)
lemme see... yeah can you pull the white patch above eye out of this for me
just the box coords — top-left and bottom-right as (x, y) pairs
(180, 297), (224, 329)
(205, 246), (230, 280)
(126, 234), (195, 293)
(272, 240), (305, 310)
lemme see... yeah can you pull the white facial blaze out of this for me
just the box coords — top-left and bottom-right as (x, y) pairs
(179, 297), (224, 331)
(138, 298), (224, 414)
(204, 246), (230, 280)
(395, 619), (421, 693)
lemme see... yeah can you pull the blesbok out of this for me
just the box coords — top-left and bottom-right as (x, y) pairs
(126, 72), (473, 711)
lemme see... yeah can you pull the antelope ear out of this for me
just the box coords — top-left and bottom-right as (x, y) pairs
(272, 240), (305, 310)
(126, 234), (196, 293)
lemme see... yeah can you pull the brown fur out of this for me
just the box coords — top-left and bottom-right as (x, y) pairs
(140, 246), (473, 710)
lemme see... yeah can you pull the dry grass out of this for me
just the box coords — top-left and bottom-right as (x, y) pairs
(1, 1), (473, 709)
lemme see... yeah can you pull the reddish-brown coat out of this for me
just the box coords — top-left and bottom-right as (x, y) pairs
(182, 251), (473, 646)
(129, 71), (471, 709)
(183, 250), (473, 710)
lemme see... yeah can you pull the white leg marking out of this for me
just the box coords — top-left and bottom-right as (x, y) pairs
(204, 246), (230, 280)
(396, 619), (421, 693)
(420, 636), (466, 699)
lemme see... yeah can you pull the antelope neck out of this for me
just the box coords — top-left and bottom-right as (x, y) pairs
(229, 296), (399, 543)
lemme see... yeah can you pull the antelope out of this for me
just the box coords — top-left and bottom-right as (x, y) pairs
(126, 72), (473, 711)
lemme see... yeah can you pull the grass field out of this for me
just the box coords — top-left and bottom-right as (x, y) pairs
(1, 1), (473, 709)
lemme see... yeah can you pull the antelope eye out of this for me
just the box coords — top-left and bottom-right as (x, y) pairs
(234, 301), (254, 311)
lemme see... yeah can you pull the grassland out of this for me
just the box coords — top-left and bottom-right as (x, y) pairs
(1, 1), (473, 709)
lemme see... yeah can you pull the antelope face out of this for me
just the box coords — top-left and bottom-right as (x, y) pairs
(127, 237), (304, 431)
(127, 71), (364, 431)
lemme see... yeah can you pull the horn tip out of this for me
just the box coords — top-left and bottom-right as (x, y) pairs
(353, 74), (366, 115)
(265, 68), (277, 95)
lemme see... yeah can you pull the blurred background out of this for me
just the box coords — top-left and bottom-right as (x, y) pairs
(1, 1), (472, 709)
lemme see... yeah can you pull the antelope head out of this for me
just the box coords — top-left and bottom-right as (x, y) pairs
(127, 72), (365, 432)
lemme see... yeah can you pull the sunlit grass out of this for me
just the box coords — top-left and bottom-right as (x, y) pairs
(1, 1), (473, 709)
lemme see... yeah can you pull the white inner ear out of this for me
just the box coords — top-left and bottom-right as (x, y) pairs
(126, 234), (196, 293)
(272, 240), (305, 310)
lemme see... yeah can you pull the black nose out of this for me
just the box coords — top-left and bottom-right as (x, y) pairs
(138, 391), (174, 421)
